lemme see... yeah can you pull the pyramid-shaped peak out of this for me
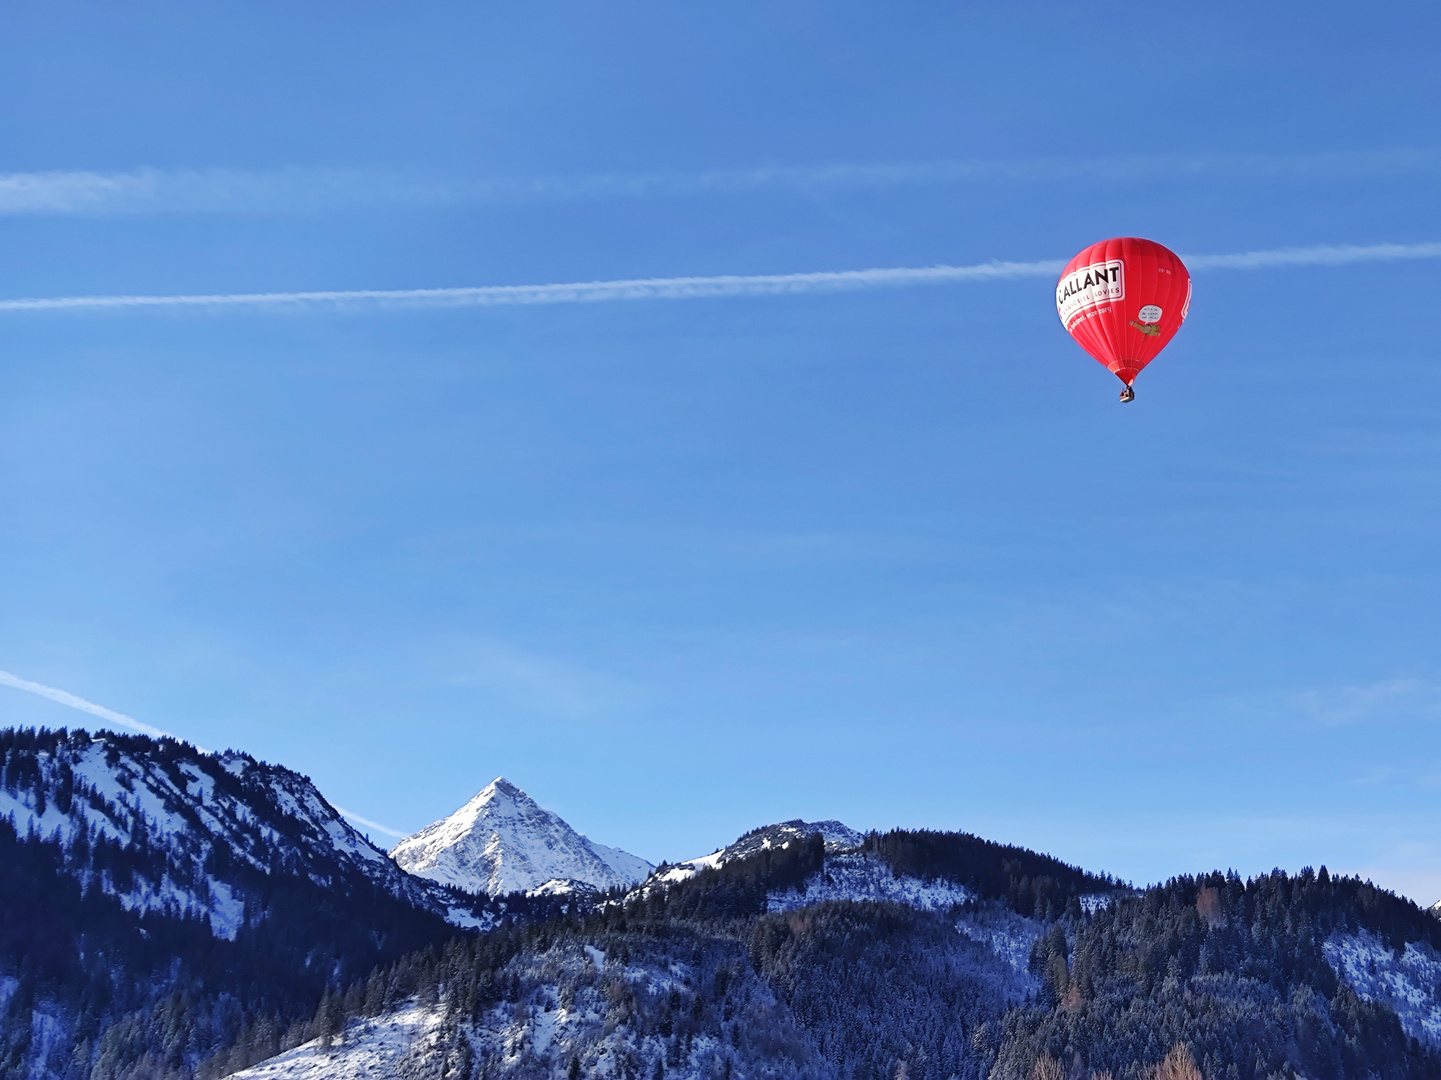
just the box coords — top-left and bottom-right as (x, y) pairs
(477, 776), (523, 799)
(454, 778), (537, 817)
(391, 777), (652, 896)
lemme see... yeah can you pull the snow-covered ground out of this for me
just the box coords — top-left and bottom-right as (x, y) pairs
(1078, 892), (1124, 915)
(954, 905), (1045, 978)
(1323, 930), (1441, 1047)
(656, 848), (728, 885)
(230, 1004), (445, 1080)
(767, 853), (973, 912)
(390, 777), (653, 896)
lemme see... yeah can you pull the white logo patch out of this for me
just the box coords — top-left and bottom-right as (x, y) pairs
(1056, 260), (1125, 328)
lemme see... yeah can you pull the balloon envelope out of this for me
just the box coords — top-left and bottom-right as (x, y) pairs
(1056, 237), (1191, 388)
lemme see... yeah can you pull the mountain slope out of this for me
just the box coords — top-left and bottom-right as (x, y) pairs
(0, 727), (464, 1080)
(0, 727), (442, 935)
(390, 777), (653, 895)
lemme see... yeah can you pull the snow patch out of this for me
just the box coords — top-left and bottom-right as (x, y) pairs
(230, 1003), (445, 1080)
(29, 1010), (67, 1078)
(955, 905), (1046, 978)
(657, 849), (726, 885)
(1078, 892), (1122, 915)
(767, 853), (973, 912)
(1323, 929), (1441, 1047)
(208, 879), (244, 941)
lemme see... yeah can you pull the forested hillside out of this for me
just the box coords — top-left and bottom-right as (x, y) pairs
(993, 869), (1441, 1079)
(4, 726), (1441, 1080)
(235, 830), (1441, 1080)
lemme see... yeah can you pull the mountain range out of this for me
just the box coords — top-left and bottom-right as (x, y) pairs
(4, 725), (1441, 1080)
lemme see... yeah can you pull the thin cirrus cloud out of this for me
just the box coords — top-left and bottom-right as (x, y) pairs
(0, 167), (449, 216)
(1289, 677), (1441, 727)
(535, 147), (1441, 197)
(3, 147), (1441, 216)
(442, 640), (648, 720)
(0, 241), (1437, 316)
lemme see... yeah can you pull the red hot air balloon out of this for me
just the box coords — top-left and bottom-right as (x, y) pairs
(1056, 237), (1191, 402)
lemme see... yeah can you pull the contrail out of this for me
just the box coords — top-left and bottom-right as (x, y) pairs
(1183, 241), (1441, 270)
(0, 259), (1065, 313)
(4, 149), (1441, 215)
(332, 806), (409, 840)
(0, 241), (1437, 316)
(0, 669), (172, 738)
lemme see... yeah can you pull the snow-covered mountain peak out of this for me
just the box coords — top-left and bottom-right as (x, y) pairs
(440, 776), (525, 829)
(390, 777), (652, 896)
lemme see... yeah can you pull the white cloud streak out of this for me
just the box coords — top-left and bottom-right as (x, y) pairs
(4, 149), (1441, 215)
(332, 805), (409, 840)
(1290, 677), (1441, 727)
(0, 241), (1437, 316)
(0, 669), (172, 737)
(532, 148), (1441, 198)
(0, 167), (450, 216)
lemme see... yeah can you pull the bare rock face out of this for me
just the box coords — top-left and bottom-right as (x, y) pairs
(389, 777), (652, 896)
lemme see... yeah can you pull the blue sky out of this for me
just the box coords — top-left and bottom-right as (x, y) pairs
(3, 3), (1441, 901)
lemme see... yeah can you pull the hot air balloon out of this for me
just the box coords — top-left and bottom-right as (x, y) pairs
(1056, 237), (1191, 402)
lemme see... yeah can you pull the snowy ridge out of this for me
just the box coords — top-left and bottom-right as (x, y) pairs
(1323, 930), (1441, 1047)
(585, 838), (655, 885)
(391, 778), (653, 896)
(656, 817), (864, 885)
(0, 731), (447, 938)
